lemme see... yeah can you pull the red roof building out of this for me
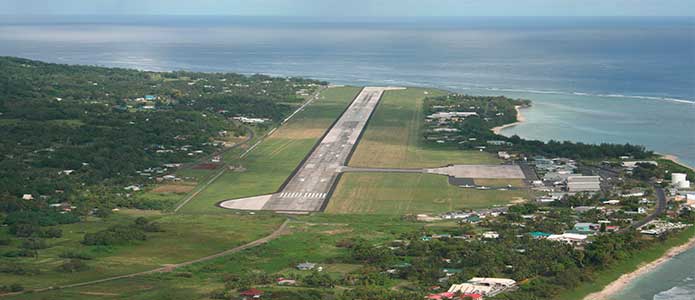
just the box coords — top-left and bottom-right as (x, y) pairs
(239, 288), (263, 298)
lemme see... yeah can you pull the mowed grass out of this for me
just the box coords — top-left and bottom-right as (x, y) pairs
(327, 173), (532, 215)
(348, 87), (499, 168)
(330, 88), (522, 215)
(179, 86), (361, 214)
(0, 211), (284, 290)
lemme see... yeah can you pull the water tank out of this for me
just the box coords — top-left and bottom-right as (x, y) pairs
(676, 180), (691, 189)
(672, 173), (687, 185)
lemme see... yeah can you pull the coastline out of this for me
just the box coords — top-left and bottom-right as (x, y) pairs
(492, 105), (527, 134)
(660, 153), (695, 172)
(582, 155), (694, 300)
(583, 234), (695, 300)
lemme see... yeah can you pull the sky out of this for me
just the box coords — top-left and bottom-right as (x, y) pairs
(1, 0), (694, 17)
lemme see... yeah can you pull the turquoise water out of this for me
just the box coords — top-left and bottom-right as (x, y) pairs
(611, 247), (695, 300)
(486, 90), (695, 167)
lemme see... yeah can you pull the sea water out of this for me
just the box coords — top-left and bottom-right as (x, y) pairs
(0, 16), (694, 298)
(611, 247), (695, 300)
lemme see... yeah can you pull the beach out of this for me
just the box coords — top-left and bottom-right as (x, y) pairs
(584, 234), (695, 300)
(492, 105), (526, 134)
(661, 154), (695, 172)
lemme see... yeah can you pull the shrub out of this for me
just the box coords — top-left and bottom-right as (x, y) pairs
(0, 284), (24, 293)
(59, 250), (93, 260)
(82, 225), (146, 246)
(57, 259), (88, 273)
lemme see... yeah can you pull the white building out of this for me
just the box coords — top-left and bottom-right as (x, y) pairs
(567, 176), (601, 192)
(547, 233), (588, 244)
(427, 112), (478, 120)
(672, 173), (691, 189)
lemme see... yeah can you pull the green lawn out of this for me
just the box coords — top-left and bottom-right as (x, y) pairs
(7, 214), (419, 300)
(0, 210), (284, 290)
(330, 88), (525, 215)
(348, 87), (499, 168)
(327, 173), (531, 214)
(177, 86), (361, 214)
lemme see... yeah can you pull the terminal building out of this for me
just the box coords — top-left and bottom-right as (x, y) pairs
(566, 176), (601, 192)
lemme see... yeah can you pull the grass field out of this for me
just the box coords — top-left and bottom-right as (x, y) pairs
(7, 214), (419, 300)
(178, 86), (361, 214)
(348, 87), (499, 168)
(329, 87), (523, 215)
(327, 173), (531, 214)
(0, 210), (284, 290)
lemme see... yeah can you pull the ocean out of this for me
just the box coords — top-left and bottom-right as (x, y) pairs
(0, 16), (694, 298)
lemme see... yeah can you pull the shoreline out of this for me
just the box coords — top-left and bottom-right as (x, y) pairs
(660, 153), (695, 172)
(583, 234), (695, 300)
(492, 105), (527, 134)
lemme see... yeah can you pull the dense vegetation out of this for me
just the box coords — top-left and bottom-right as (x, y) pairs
(0, 57), (322, 245)
(423, 94), (653, 160)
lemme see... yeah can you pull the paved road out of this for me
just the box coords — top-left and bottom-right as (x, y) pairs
(261, 87), (401, 212)
(2, 219), (291, 297)
(628, 186), (667, 230)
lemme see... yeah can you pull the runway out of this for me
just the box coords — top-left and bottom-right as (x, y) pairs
(219, 87), (403, 212)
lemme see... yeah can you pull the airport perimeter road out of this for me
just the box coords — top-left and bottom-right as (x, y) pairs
(261, 87), (400, 212)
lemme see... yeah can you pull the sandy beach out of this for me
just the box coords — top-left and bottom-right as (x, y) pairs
(492, 105), (526, 135)
(584, 235), (695, 300)
(661, 153), (695, 172)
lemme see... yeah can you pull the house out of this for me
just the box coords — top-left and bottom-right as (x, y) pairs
(239, 288), (263, 299)
(529, 231), (551, 239)
(573, 223), (599, 233)
(59, 169), (75, 175)
(425, 292), (456, 299)
(606, 225), (620, 232)
(465, 215), (482, 223)
(427, 112), (478, 120)
(468, 278), (516, 288)
(448, 277), (516, 297)
(124, 185), (141, 192)
(602, 200), (621, 205)
(442, 268), (463, 276)
(547, 233), (588, 244)
(22, 194), (34, 200)
(482, 231), (499, 239)
(573, 206), (601, 213)
(448, 283), (493, 295)
(233, 116), (269, 124)
(276, 278), (296, 285)
(296, 262), (316, 271)
(433, 127), (459, 133)
(487, 140), (511, 146)
(622, 161), (658, 170)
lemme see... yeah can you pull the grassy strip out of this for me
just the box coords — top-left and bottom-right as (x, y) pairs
(6, 214), (420, 299)
(556, 226), (695, 300)
(327, 173), (532, 214)
(347, 87), (499, 168)
(0, 211), (284, 290)
(179, 86), (361, 214)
